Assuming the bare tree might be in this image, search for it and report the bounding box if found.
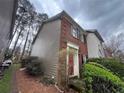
[11,26,24,54]
[8,0,48,60]
[105,32,124,61]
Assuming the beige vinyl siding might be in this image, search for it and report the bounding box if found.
[87,33,105,58]
[31,19,61,81]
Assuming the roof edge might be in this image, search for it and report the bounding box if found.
[86,29,104,42]
[32,10,86,44]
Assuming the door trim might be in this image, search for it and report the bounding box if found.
[66,42,79,77]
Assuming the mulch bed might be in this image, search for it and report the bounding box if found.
[16,70,60,93]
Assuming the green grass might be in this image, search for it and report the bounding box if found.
[13,63,20,70]
[0,64,20,93]
[0,66,13,93]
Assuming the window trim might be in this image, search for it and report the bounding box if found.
[71,27,79,39]
[81,35,84,42]
[72,28,78,38]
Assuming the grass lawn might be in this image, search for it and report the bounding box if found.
[0,66,13,93]
[0,64,20,93]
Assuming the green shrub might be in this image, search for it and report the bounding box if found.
[87,58,103,63]
[88,62,108,70]
[68,78,85,93]
[83,63,124,93]
[87,58,120,64]
[20,56,38,67]
[92,76,123,93]
[87,58,124,79]
[26,59,43,76]
[85,63,124,86]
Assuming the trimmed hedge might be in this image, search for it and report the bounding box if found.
[87,58,124,80]
[92,76,123,93]
[88,62,109,70]
[83,63,124,93]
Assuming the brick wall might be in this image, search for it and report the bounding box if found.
[57,15,88,88]
[60,16,88,64]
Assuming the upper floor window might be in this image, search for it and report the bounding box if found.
[81,35,84,42]
[71,27,79,38]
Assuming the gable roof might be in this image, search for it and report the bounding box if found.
[86,29,104,42]
[32,11,85,44]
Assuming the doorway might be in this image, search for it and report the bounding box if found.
[67,43,79,77]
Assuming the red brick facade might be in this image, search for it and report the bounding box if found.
[57,15,88,88]
[60,16,88,65]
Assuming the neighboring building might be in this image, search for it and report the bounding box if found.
[86,30,105,58]
[31,11,88,85]
[0,0,17,61]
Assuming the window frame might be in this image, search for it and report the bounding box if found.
[81,35,84,42]
[71,27,79,39]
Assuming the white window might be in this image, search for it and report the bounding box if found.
[81,35,84,42]
[72,28,78,38]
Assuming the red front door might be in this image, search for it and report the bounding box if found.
[68,48,74,75]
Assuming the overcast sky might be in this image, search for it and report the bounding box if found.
[30,0,124,40]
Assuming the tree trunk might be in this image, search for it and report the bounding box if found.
[18,37,24,47]
[8,12,25,49]
[11,27,24,55]
[27,41,31,55]
[21,27,30,59]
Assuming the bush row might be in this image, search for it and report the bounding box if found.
[87,58,124,80]
[83,63,124,93]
